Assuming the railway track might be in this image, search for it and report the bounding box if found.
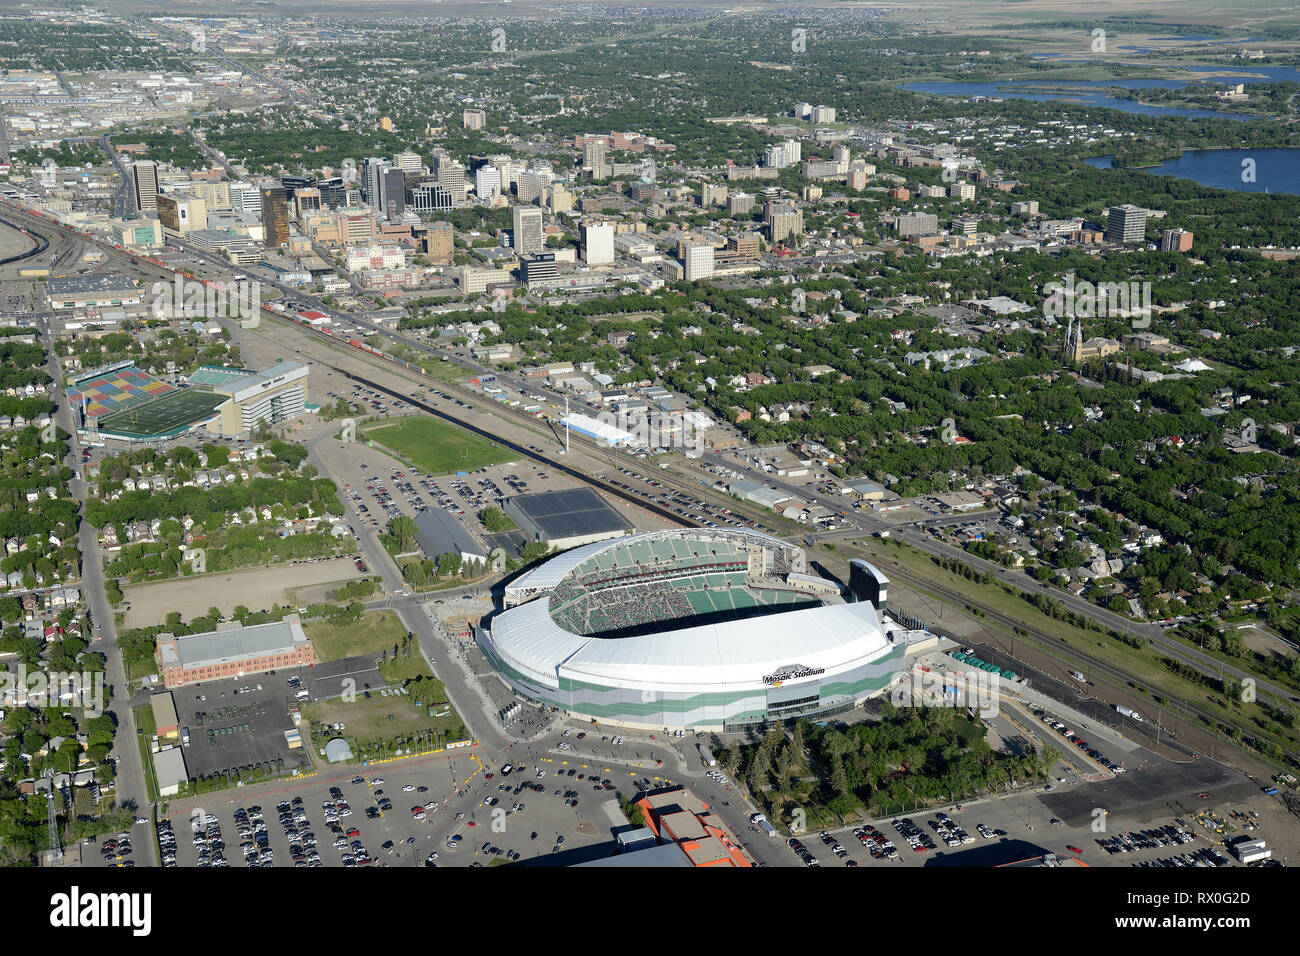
[0,215,49,266]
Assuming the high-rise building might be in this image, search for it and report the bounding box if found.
[364,157,389,207]
[317,177,348,209]
[156,194,207,235]
[763,139,801,169]
[764,200,803,242]
[381,167,406,221]
[294,187,322,220]
[584,141,607,179]
[580,219,615,266]
[516,171,548,204]
[410,182,455,214]
[701,183,728,207]
[436,161,468,203]
[683,241,715,281]
[476,165,502,200]
[893,212,938,236]
[395,151,424,176]
[423,220,455,261]
[1106,204,1147,245]
[728,192,755,216]
[229,182,262,213]
[463,108,487,130]
[1160,228,1193,252]
[379,116,393,132]
[512,206,545,256]
[547,183,574,214]
[949,182,975,201]
[727,234,761,258]
[260,186,290,248]
[132,160,159,214]
[811,105,837,123]
[521,253,560,290]
[280,174,316,199]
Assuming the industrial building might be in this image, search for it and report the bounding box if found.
[414,507,488,565]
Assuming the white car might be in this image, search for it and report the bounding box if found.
[402,785,416,792]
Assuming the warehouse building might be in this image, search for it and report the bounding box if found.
[414,507,488,565]
[504,488,633,550]
[154,616,315,688]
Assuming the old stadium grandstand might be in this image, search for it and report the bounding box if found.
[482,529,912,731]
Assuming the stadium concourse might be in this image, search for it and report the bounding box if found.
[481,529,923,732]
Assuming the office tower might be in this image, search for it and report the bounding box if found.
[191,180,231,211]
[317,176,348,209]
[515,171,547,204]
[410,182,454,213]
[893,212,939,236]
[764,200,804,242]
[521,254,560,289]
[294,187,322,220]
[512,205,544,256]
[701,183,728,207]
[1106,204,1147,245]
[953,215,978,237]
[463,108,486,130]
[156,195,207,235]
[229,182,262,213]
[795,102,812,119]
[381,167,406,221]
[132,160,159,213]
[683,241,714,281]
[1160,228,1193,252]
[424,220,454,260]
[584,140,607,179]
[260,186,290,248]
[395,151,424,176]
[280,174,316,199]
[364,157,389,207]
[833,145,851,164]
[476,165,501,200]
[727,234,761,258]
[436,162,468,203]
[580,219,615,265]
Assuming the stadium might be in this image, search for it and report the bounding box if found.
[72,361,308,442]
[481,529,916,731]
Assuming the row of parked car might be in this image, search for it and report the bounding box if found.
[1035,710,1126,774]
[1132,847,1230,868]
[1096,823,1196,855]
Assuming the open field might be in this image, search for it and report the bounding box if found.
[363,414,516,475]
[120,556,364,627]
[304,609,407,662]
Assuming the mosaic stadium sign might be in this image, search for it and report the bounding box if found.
[762,664,826,686]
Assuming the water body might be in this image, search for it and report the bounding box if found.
[900,79,1259,120]
[1084,148,1300,196]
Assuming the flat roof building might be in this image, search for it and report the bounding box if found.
[504,488,633,550]
[634,787,753,867]
[150,692,179,739]
[414,507,488,565]
[155,617,315,688]
[153,746,188,796]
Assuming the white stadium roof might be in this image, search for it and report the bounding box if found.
[491,531,890,692]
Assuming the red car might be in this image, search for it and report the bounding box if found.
[1066,845,1083,855]
[346,827,360,838]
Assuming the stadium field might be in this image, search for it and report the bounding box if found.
[96,388,226,439]
[363,415,514,475]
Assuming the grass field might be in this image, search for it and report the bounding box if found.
[363,415,515,476]
[97,388,225,438]
[304,609,407,662]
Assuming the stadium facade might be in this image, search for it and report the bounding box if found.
[481,529,913,731]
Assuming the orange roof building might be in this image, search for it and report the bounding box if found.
[634,788,754,868]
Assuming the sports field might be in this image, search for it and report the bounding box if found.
[97,387,226,438]
[362,415,514,475]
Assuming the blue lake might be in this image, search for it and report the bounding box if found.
[1084,148,1300,196]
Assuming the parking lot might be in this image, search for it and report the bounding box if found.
[172,679,307,779]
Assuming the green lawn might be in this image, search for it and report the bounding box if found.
[363,415,515,476]
[305,610,407,662]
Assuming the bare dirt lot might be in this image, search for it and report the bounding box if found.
[121,557,364,628]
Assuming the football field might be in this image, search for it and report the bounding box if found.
[96,388,226,439]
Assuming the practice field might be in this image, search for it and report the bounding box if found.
[96,387,226,439]
[363,415,515,475]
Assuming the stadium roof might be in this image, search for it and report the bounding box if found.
[492,531,889,691]
[506,488,632,544]
[188,365,253,388]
